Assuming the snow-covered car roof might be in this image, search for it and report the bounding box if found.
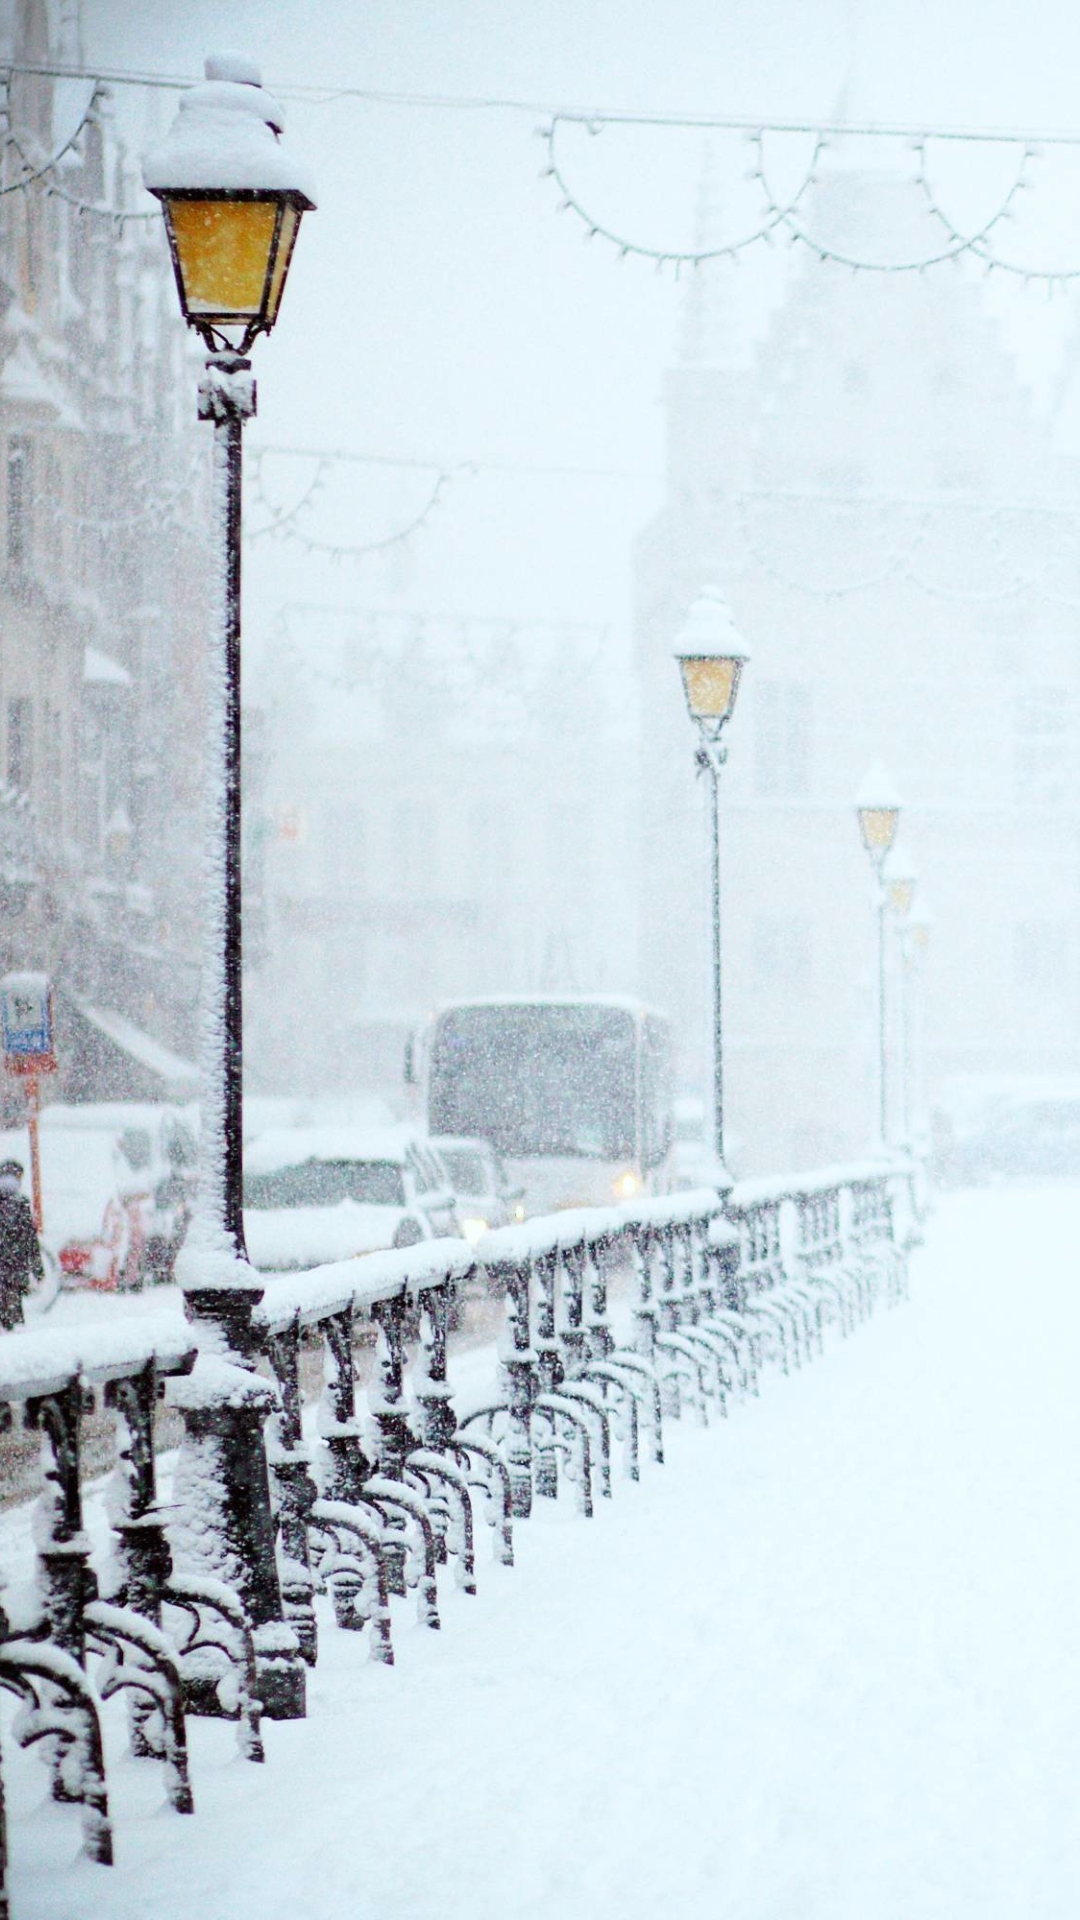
[432,994,666,1019]
[243,1204,416,1272]
[244,1124,429,1179]
[429,1134,498,1155]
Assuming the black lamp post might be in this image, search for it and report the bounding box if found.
[143,53,315,1721]
[855,763,902,1150]
[673,588,749,1185]
[145,53,314,1254]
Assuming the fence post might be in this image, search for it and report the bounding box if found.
[169,1285,305,1721]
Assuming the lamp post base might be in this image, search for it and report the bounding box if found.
[172,1284,306,1722]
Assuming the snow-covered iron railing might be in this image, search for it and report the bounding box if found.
[0,1155,920,1910]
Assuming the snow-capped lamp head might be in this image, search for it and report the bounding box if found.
[907,893,933,952]
[142,51,316,354]
[855,761,902,871]
[882,834,919,916]
[673,587,750,742]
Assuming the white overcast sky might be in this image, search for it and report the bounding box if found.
[80,0,1080,661]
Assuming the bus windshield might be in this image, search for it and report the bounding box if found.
[428,1004,637,1160]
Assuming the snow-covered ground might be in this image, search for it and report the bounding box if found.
[9,1187,1080,1920]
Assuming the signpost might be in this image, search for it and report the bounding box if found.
[1,972,57,1232]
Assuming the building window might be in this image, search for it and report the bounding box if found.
[754,682,812,797]
[1015,685,1073,804]
[752,916,812,988]
[6,696,32,791]
[1014,921,1073,997]
[7,435,31,575]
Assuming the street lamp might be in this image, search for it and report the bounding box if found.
[143,53,315,1722]
[883,837,919,1142]
[855,763,901,1149]
[673,587,749,1184]
[144,55,315,1256]
[904,895,934,1148]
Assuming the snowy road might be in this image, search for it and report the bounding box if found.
[13,1188,1080,1920]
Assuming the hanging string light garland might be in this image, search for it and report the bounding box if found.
[541,121,825,269]
[30,439,208,539]
[0,74,156,224]
[727,490,1080,605]
[540,114,1080,283]
[268,601,611,702]
[244,452,469,561]
[0,77,101,194]
[241,439,1080,608]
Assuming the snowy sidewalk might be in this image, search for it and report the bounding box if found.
[12,1188,1080,1920]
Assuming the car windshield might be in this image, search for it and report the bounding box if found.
[429,1005,636,1159]
[243,1159,406,1209]
[439,1148,490,1194]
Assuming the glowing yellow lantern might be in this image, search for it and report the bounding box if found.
[144,53,315,352]
[855,762,902,868]
[673,588,749,733]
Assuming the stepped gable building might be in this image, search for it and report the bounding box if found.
[636,158,1080,1174]
[0,0,216,1107]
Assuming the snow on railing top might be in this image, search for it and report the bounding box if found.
[0,1159,915,1397]
[730,1158,904,1213]
[256,1236,478,1335]
[478,1208,622,1265]
[618,1188,734,1233]
[0,1315,196,1401]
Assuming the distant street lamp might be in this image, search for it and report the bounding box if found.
[144,52,315,1721]
[883,837,919,1142]
[674,588,749,1183]
[855,763,901,1149]
[904,895,934,1149]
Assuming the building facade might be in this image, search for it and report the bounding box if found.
[248,608,639,1101]
[636,163,1080,1174]
[0,0,212,1109]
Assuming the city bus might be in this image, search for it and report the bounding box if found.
[411,996,674,1217]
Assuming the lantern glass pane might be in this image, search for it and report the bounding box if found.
[889,878,915,914]
[680,655,738,721]
[266,203,300,326]
[858,805,899,854]
[168,197,278,318]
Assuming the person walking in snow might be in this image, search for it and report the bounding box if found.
[0,1158,43,1328]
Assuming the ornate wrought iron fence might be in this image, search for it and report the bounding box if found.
[0,1156,921,1912]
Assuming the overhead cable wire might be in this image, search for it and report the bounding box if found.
[13,60,1080,144]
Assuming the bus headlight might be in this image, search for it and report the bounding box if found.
[613,1170,641,1200]
[461,1216,489,1245]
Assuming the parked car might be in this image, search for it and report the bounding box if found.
[111,1107,198,1281]
[242,1125,459,1273]
[430,1134,525,1243]
[0,1102,198,1294]
[670,1095,735,1192]
[941,1097,1080,1185]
